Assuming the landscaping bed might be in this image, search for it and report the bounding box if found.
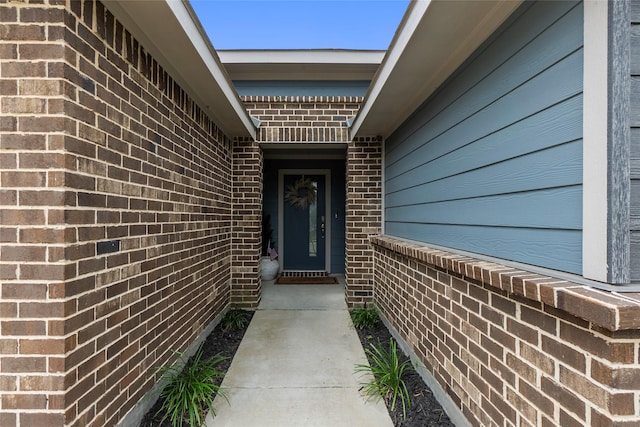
[139,310,254,427]
[140,307,452,427]
[354,317,454,427]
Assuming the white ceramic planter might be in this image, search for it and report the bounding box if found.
[261,256,279,281]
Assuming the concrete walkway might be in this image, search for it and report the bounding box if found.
[205,277,393,427]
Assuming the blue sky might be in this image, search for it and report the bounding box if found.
[190,0,409,50]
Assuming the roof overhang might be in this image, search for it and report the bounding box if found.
[351,0,523,139]
[218,49,385,81]
[103,0,255,138]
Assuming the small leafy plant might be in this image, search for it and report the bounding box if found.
[157,345,228,427]
[223,309,249,332]
[350,306,379,330]
[355,338,412,419]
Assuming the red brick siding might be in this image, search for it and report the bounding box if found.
[372,236,640,427]
[1,1,233,425]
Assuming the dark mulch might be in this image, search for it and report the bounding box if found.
[355,321,455,427]
[139,311,254,427]
[140,309,452,427]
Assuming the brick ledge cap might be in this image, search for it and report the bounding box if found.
[370,235,640,331]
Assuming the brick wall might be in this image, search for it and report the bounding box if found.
[242,96,361,142]
[1,1,68,425]
[372,235,640,427]
[241,97,383,305]
[346,137,382,307]
[231,137,262,309]
[1,1,233,425]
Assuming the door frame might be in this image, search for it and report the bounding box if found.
[278,169,332,273]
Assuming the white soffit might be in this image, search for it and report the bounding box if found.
[103,0,255,138]
[351,0,523,139]
[218,50,385,81]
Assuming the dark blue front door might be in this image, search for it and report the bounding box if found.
[283,174,326,271]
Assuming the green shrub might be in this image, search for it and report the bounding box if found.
[157,345,228,427]
[223,309,249,332]
[355,338,412,419]
[350,307,379,329]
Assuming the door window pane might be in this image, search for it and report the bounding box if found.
[309,180,317,257]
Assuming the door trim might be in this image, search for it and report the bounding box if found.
[278,169,332,273]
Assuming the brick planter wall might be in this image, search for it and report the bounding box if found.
[372,235,640,427]
[0,1,233,425]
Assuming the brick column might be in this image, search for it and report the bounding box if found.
[231,138,263,309]
[0,1,68,425]
[345,137,382,307]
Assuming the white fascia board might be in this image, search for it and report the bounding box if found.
[582,0,609,282]
[103,0,255,138]
[166,0,255,138]
[350,0,522,139]
[217,49,386,65]
[349,0,431,139]
[219,50,385,81]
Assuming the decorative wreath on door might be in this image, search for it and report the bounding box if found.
[285,177,317,209]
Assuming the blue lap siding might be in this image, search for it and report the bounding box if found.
[630,1,640,280]
[384,1,584,274]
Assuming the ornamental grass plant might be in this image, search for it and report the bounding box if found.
[355,338,413,419]
[350,306,380,330]
[157,345,228,427]
[222,309,250,332]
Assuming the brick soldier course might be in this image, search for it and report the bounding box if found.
[2,1,640,427]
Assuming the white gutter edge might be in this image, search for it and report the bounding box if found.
[349,1,431,140]
[217,49,386,65]
[172,0,256,139]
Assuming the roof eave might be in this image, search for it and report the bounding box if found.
[218,50,385,81]
[103,0,256,139]
[350,0,523,139]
